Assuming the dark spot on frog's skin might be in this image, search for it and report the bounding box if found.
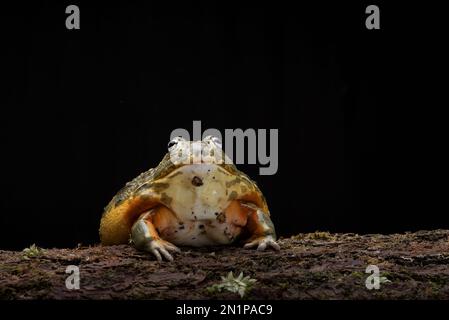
[226,178,241,188]
[178,221,184,225]
[209,149,215,157]
[194,215,197,220]
[192,176,203,186]
[216,212,226,223]
[228,191,238,201]
[199,224,204,229]
[179,225,185,230]
[214,212,219,216]
[160,193,173,206]
[139,194,152,202]
[212,176,215,180]
[192,237,196,240]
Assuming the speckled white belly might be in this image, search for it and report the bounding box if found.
[163,220,242,246]
[164,164,234,221]
[160,164,243,246]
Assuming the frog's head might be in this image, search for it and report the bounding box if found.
[167,135,232,166]
[150,136,239,182]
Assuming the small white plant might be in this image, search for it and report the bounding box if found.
[22,244,43,260]
[207,271,257,298]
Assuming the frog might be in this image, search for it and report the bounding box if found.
[99,135,279,261]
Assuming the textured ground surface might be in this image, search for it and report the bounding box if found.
[1,230,449,299]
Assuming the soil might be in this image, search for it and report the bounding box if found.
[1,230,449,299]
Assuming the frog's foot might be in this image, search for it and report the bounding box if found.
[243,235,280,251]
[131,208,181,262]
[143,238,181,262]
[241,205,280,251]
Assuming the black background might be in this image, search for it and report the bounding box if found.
[1,2,445,250]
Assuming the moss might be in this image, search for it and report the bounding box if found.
[293,231,337,242]
[0,264,27,276]
[351,271,365,278]
[429,281,442,293]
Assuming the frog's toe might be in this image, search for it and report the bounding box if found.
[244,235,280,251]
[148,239,181,262]
[264,239,280,251]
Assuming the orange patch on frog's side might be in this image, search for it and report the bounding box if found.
[100,195,161,245]
[151,205,179,238]
[224,200,249,227]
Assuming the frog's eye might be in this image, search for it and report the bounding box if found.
[211,136,222,148]
[167,139,178,149]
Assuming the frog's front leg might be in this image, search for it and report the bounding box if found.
[131,207,181,261]
[240,203,280,251]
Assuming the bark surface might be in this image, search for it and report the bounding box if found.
[1,230,449,299]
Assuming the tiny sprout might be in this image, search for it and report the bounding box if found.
[379,276,391,284]
[22,244,43,260]
[207,271,257,298]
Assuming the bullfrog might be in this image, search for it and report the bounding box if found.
[99,136,279,261]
